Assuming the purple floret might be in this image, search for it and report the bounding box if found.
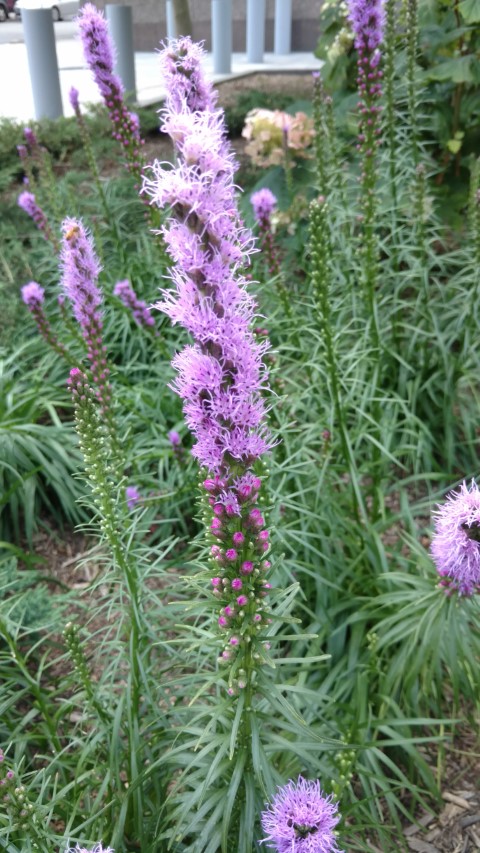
[251,188,277,224]
[431,480,480,596]
[261,776,343,853]
[21,281,45,308]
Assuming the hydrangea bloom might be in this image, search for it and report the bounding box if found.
[242,109,314,167]
[144,37,275,693]
[261,776,343,853]
[77,3,143,177]
[431,480,480,596]
[114,279,155,329]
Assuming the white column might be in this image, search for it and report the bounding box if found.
[22,8,63,119]
[106,5,137,102]
[211,0,232,74]
[166,0,177,39]
[246,0,265,63]
[274,0,292,55]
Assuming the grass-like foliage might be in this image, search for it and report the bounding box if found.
[1,2,480,852]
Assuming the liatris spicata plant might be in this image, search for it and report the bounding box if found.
[18,190,58,249]
[431,480,480,596]
[77,3,144,181]
[144,36,275,694]
[21,281,68,359]
[347,0,384,335]
[260,776,343,853]
[251,188,281,277]
[113,278,155,330]
[60,219,114,426]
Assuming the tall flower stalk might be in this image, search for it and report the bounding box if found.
[144,38,275,698]
[347,0,385,346]
[60,218,118,455]
[18,190,58,250]
[77,3,144,184]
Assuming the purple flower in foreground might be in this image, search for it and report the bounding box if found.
[125,485,141,510]
[67,845,113,853]
[77,3,143,176]
[431,480,480,596]
[261,777,343,853]
[144,38,274,693]
[251,188,277,224]
[114,279,155,329]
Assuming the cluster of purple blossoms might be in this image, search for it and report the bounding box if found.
[21,281,67,357]
[251,188,280,277]
[260,776,343,853]
[431,480,480,596]
[18,190,57,248]
[77,4,144,179]
[60,218,112,417]
[144,37,274,693]
[113,279,155,330]
[347,0,384,159]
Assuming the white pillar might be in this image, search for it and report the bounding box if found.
[211,0,232,74]
[166,0,176,39]
[246,0,265,63]
[274,0,292,55]
[22,8,63,119]
[106,5,137,101]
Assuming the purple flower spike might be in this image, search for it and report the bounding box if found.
[431,480,480,596]
[23,126,38,149]
[250,188,280,276]
[69,86,80,112]
[60,219,102,327]
[159,36,218,113]
[260,776,343,853]
[18,190,57,248]
[251,188,277,224]
[60,218,112,417]
[21,281,45,308]
[144,38,276,692]
[347,0,385,55]
[114,279,155,329]
[21,281,67,358]
[77,3,143,176]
